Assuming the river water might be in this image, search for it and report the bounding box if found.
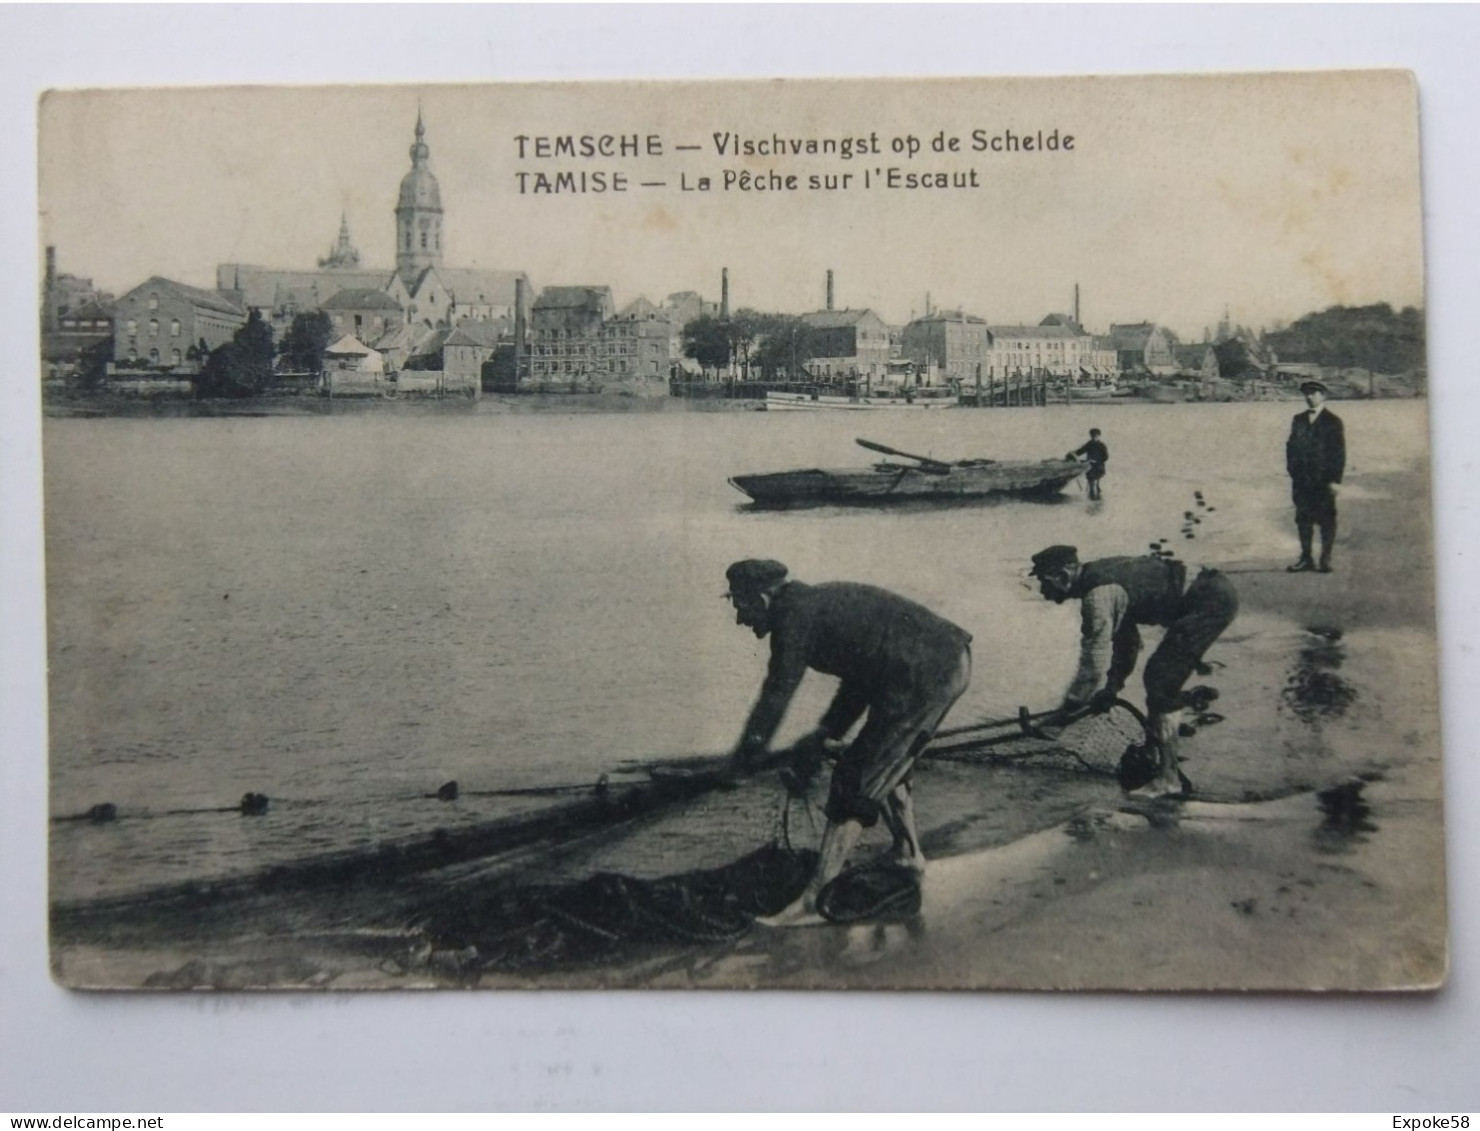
[44,398,1432,901]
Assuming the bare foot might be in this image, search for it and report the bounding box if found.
[886,853,927,877]
[755,898,828,928]
[1127,775,1188,800]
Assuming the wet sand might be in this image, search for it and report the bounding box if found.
[50,459,1447,992]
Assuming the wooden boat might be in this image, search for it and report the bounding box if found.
[765,389,958,410]
[729,439,1086,508]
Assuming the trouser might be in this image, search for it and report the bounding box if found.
[825,645,972,828]
[1293,485,1338,565]
[1142,569,1239,715]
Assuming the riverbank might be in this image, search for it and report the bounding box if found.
[49,454,1446,992]
[41,382,1421,419]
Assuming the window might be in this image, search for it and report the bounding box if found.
[126,319,137,335]
[171,319,181,337]
[420,231,428,250]
[149,319,159,338]
[171,349,182,366]
[148,293,159,311]
[149,348,160,363]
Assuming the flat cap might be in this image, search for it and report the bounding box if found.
[1029,545,1080,577]
[1299,379,1329,395]
[725,558,789,595]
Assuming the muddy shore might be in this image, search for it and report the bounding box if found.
[50,459,1447,992]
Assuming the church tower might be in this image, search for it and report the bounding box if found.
[395,112,444,288]
[318,212,362,269]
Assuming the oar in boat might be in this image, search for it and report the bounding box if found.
[855,438,953,474]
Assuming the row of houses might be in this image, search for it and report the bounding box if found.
[38,113,1264,397]
[41,265,1249,396]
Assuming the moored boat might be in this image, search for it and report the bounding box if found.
[764,389,959,410]
[729,438,1085,508]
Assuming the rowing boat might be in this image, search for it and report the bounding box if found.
[729,438,1086,508]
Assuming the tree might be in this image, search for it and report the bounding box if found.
[727,308,765,376]
[1212,338,1263,383]
[76,336,113,391]
[481,344,518,391]
[278,310,334,374]
[682,315,732,371]
[751,315,815,381]
[1263,303,1426,373]
[194,310,276,398]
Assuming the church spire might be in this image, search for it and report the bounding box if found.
[395,111,444,287]
[318,211,361,269]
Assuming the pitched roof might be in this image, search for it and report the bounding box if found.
[123,276,247,318]
[616,296,670,321]
[1107,323,1159,350]
[325,334,374,355]
[431,267,527,306]
[533,285,614,310]
[988,324,1078,339]
[909,310,987,326]
[1040,313,1085,332]
[444,319,512,347]
[215,264,394,310]
[799,308,880,329]
[322,288,403,311]
[59,300,114,322]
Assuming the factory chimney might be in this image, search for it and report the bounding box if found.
[513,277,528,387]
[1074,283,1080,327]
[721,268,730,320]
[43,246,57,331]
[826,270,835,312]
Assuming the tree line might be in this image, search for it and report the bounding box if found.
[1263,303,1425,374]
[681,310,825,380]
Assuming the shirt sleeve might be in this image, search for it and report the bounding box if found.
[737,622,811,753]
[818,682,869,740]
[1065,584,1127,706]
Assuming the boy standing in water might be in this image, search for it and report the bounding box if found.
[1069,428,1109,499]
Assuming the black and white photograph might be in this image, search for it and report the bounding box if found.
[34,71,1448,994]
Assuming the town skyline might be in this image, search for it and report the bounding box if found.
[39,75,1424,343]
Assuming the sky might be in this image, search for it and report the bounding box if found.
[39,72,1424,341]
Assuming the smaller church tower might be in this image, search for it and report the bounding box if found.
[318,212,362,269]
[395,112,444,288]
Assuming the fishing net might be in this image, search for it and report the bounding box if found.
[414,839,818,974]
[815,860,922,924]
[926,700,1151,779]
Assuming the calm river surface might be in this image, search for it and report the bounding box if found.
[45,398,1430,900]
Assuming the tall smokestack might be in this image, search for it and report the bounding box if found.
[43,246,56,331]
[1074,283,1080,327]
[513,277,528,386]
[826,270,834,312]
[721,268,730,320]
[925,292,932,318]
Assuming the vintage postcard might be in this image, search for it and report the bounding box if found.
[40,73,1443,991]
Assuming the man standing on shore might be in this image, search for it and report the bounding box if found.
[1068,427,1109,499]
[1029,545,1238,799]
[724,559,972,925]
[1286,379,1346,573]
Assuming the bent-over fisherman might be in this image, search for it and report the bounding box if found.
[1029,545,1238,798]
[725,559,972,925]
